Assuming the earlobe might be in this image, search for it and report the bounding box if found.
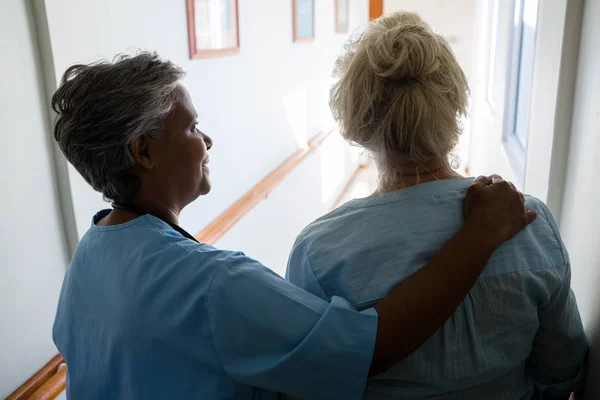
[129,136,156,170]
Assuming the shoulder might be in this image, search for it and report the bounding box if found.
[294,204,362,254]
[524,196,568,267]
[482,196,569,286]
[288,205,353,277]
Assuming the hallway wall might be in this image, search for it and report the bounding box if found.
[0,2,68,397]
[384,0,477,80]
[558,0,600,397]
[42,0,369,240]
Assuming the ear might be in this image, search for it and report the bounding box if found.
[129,136,156,170]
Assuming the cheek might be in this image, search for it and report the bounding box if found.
[180,137,207,166]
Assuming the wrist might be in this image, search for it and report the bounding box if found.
[460,220,503,254]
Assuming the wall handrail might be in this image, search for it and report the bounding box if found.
[6,355,65,400]
[195,130,331,244]
[6,129,334,400]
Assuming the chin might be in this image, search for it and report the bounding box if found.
[198,180,212,196]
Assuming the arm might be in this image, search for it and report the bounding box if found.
[527,201,588,399]
[529,265,588,399]
[209,176,535,398]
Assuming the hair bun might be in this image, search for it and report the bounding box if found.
[366,19,442,82]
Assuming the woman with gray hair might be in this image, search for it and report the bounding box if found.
[52,51,534,400]
[287,11,587,400]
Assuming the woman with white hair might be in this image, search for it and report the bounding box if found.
[287,12,588,400]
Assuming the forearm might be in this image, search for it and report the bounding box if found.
[371,222,497,376]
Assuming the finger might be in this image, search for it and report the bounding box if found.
[472,175,492,186]
[491,179,510,190]
[490,174,504,184]
[525,209,538,225]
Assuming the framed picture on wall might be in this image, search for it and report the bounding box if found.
[335,0,349,33]
[293,0,315,42]
[186,0,239,59]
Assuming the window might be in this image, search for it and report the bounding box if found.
[486,0,501,108]
[502,0,539,182]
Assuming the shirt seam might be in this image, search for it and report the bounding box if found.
[89,217,145,232]
[301,240,329,298]
[206,267,230,380]
[537,202,568,271]
[143,215,206,251]
[143,214,174,232]
[341,180,473,209]
[341,190,456,209]
[141,215,178,248]
[536,202,569,308]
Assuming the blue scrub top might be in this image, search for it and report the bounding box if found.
[53,210,377,399]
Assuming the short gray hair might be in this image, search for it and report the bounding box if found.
[52,52,185,203]
[330,12,469,167]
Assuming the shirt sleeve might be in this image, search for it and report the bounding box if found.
[207,251,378,400]
[528,202,589,398]
[286,237,328,299]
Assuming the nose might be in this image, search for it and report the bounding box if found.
[203,132,213,150]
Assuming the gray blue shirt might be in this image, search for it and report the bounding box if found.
[287,178,588,399]
[53,210,377,399]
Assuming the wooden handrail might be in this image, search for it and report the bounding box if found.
[196,130,332,244]
[330,163,367,210]
[7,129,335,400]
[6,355,65,400]
[28,364,66,400]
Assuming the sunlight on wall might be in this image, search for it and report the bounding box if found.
[283,88,309,148]
[456,113,471,174]
[320,134,346,204]
[349,143,363,163]
[348,181,371,199]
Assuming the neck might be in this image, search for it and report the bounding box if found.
[114,195,181,226]
[375,158,463,194]
[135,200,181,225]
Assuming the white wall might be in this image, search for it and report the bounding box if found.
[558,0,600,397]
[0,1,68,397]
[43,0,369,239]
[216,132,359,276]
[384,0,476,80]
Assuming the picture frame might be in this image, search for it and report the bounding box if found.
[186,0,240,59]
[292,0,315,43]
[335,0,349,33]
